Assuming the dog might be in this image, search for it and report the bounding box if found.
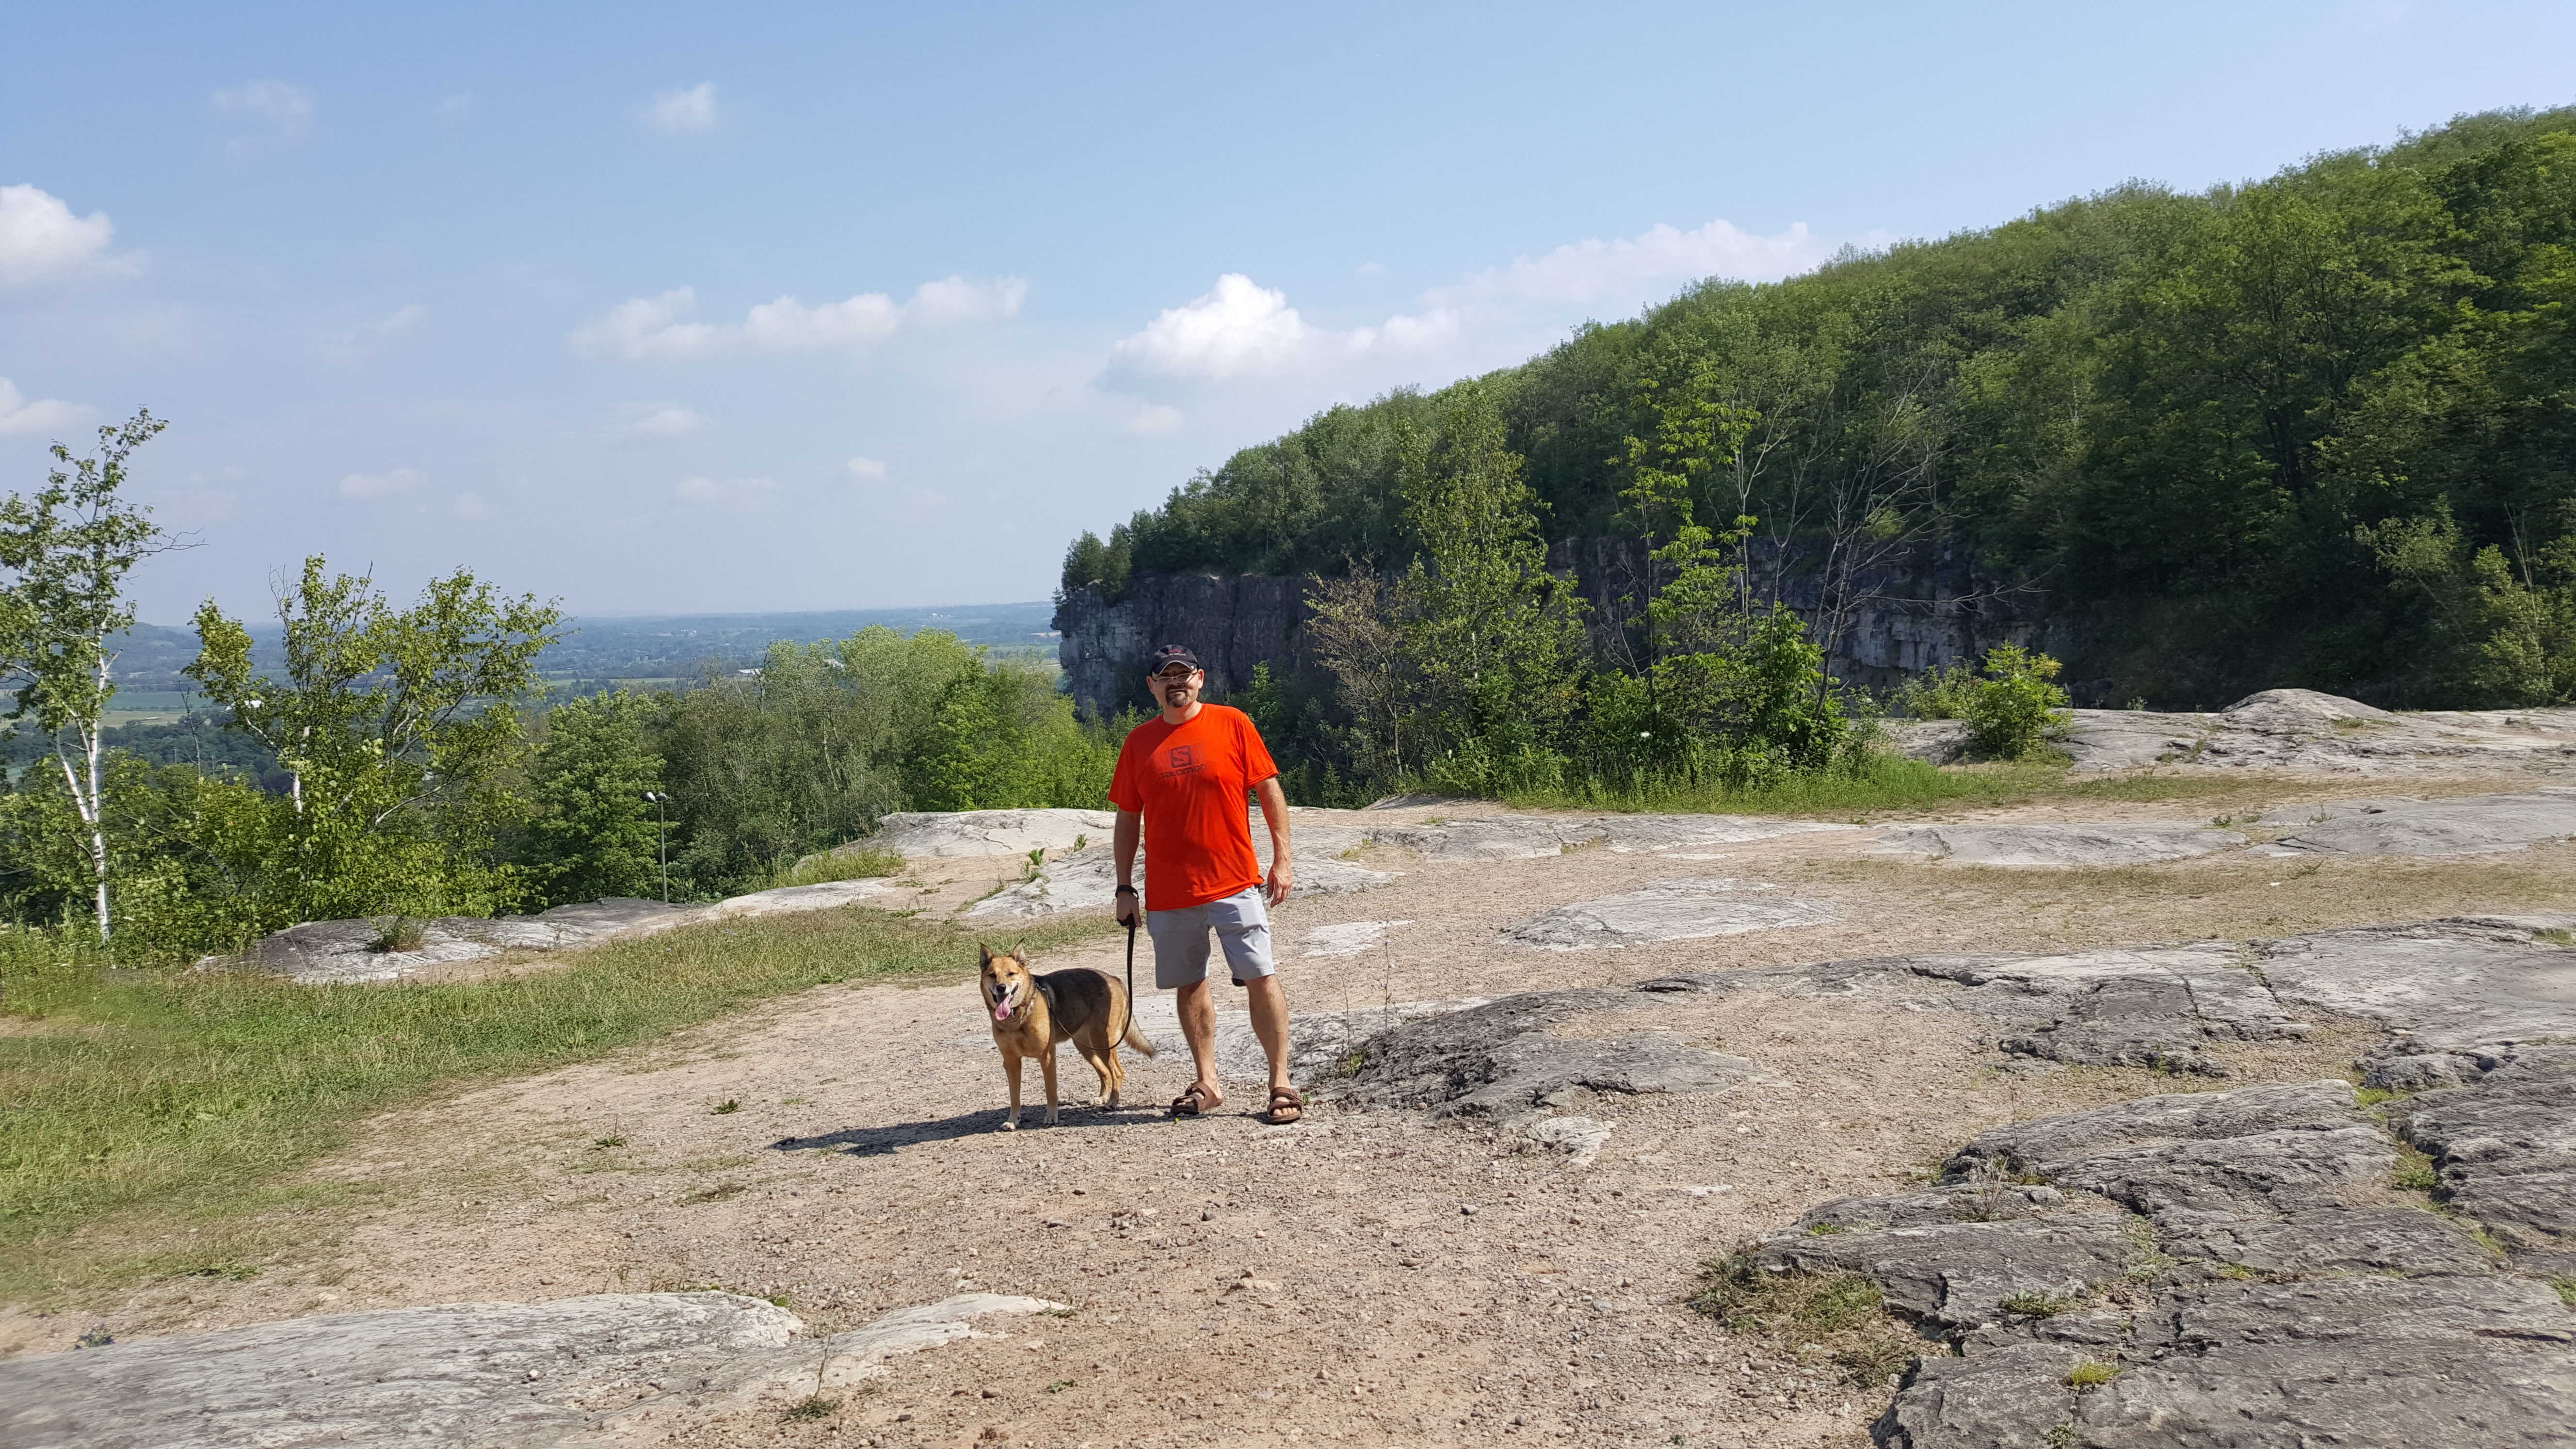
[978,944,1154,1129]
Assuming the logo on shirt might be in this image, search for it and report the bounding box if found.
[1165,744,1197,774]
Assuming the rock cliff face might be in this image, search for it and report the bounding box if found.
[1054,571,1312,718]
[1053,539,2058,718]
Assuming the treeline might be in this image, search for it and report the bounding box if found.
[1065,106,2576,710]
[0,419,1115,958]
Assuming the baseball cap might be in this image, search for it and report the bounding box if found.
[1146,644,1203,674]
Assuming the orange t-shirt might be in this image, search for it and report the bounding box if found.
[1107,704,1280,911]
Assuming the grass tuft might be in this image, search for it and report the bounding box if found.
[368,916,429,954]
[1999,1291,2077,1318]
[780,1395,838,1422]
[774,846,904,889]
[2065,1360,2121,1389]
[1690,1252,1919,1387]
[2393,1142,2441,1192]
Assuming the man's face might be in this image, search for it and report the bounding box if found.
[1152,665,1202,709]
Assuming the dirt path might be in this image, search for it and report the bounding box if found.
[7,770,2576,1448]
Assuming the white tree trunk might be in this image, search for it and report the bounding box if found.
[56,731,110,943]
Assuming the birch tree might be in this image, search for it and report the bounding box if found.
[0,411,177,942]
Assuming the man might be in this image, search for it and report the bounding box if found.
[1109,644,1301,1124]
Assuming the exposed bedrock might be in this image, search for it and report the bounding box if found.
[1869,823,2244,868]
[2253,789,2576,856]
[1315,988,1762,1124]
[1505,878,1837,949]
[230,882,905,984]
[1852,1077,2576,1448]
[0,1291,1062,1449]
[2386,1045,2576,1268]
[1889,687,2576,774]
[1312,919,2576,1447]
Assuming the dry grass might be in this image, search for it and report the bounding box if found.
[1690,1252,1928,1388]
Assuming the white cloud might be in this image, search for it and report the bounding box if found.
[0,378,91,436]
[1355,261,1387,277]
[620,402,710,438]
[572,277,1026,360]
[211,80,315,149]
[452,492,487,519]
[338,467,424,499]
[0,185,123,286]
[1429,219,1833,306]
[322,303,429,361]
[436,93,476,117]
[1109,274,1454,383]
[647,82,718,134]
[844,456,888,481]
[676,475,777,505]
[1123,404,1185,436]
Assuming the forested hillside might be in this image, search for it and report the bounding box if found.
[1063,107,2576,709]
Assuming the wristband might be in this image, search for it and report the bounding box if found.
[1114,885,1138,896]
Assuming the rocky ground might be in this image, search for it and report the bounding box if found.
[5,691,2575,1449]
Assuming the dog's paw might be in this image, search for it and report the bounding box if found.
[1000,1119,1019,1132]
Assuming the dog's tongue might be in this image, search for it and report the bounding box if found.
[994,1002,1012,1021]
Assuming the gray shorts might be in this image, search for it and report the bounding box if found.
[1146,886,1276,989]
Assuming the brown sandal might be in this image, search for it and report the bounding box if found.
[1170,1083,1220,1117]
[1262,1087,1304,1125]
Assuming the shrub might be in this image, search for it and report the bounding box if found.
[1890,660,1980,719]
[1965,644,2072,760]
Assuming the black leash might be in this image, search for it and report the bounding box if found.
[1121,916,1137,1053]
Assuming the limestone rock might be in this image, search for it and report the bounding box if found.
[2390,1046,2576,1256]
[2254,918,2576,1054]
[1315,989,1756,1122]
[2253,789,2576,857]
[1888,687,2576,775]
[2157,1207,2499,1277]
[226,879,914,984]
[1871,823,2245,868]
[1899,944,2311,1077]
[1505,878,1835,950]
[1756,1215,2140,1330]
[0,1290,1063,1449]
[867,807,1117,859]
[1365,815,1607,861]
[1586,814,1862,853]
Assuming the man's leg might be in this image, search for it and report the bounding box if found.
[1175,978,1222,1106]
[1150,903,1222,1109]
[1244,975,1292,1094]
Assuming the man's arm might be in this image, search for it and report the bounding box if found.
[1255,775,1292,906]
[1112,807,1142,925]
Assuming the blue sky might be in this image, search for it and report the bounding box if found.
[3,1,2571,623]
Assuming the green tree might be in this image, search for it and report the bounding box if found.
[0,411,177,940]
[524,691,665,905]
[1393,391,1589,788]
[184,557,563,920]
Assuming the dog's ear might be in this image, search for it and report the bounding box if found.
[979,943,996,965]
[1010,946,1030,965]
